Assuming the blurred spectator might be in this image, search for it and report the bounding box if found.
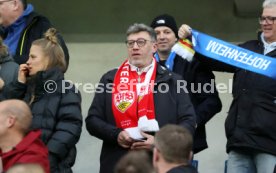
[6,163,45,173]
[0,0,69,71]
[0,99,50,173]
[0,36,18,100]
[153,124,198,173]
[115,151,154,173]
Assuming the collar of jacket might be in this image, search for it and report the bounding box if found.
[27,67,64,95]
[155,63,173,83]
[24,11,41,27]
[34,67,64,82]
[0,54,14,64]
[257,31,276,57]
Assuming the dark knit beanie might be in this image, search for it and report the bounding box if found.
[150,14,178,38]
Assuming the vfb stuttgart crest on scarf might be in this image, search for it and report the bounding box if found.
[114,91,135,113]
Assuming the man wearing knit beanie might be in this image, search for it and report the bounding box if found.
[150,14,179,65]
[150,14,222,159]
[151,14,179,39]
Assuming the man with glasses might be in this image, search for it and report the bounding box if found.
[86,23,196,173]
[259,16,276,25]
[0,0,69,72]
[178,0,276,172]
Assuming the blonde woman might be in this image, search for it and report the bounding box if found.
[3,28,82,173]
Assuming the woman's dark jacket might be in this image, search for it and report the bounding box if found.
[160,55,222,153]
[3,68,82,173]
[86,64,196,173]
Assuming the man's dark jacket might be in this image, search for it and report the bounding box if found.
[0,12,69,71]
[160,55,222,153]
[167,165,198,173]
[86,64,196,173]
[198,34,276,155]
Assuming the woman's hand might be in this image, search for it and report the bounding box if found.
[18,64,29,84]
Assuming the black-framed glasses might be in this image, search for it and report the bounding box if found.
[125,38,152,48]
[259,16,276,24]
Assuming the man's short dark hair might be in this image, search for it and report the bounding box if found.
[115,151,153,173]
[126,23,157,42]
[155,124,193,164]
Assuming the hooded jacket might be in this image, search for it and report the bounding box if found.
[1,130,50,173]
[0,10,69,71]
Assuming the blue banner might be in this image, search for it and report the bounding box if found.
[191,29,276,79]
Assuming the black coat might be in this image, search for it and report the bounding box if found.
[167,165,198,173]
[198,34,276,155]
[3,68,83,173]
[86,64,196,173]
[0,12,69,71]
[160,55,222,153]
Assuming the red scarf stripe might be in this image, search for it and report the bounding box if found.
[112,59,157,129]
[179,39,193,49]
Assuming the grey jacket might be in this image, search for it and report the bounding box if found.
[0,54,18,100]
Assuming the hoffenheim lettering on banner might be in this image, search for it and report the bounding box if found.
[191,29,276,79]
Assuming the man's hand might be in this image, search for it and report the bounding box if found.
[131,132,154,150]
[117,131,134,148]
[178,24,192,39]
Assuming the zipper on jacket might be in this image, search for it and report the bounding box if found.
[19,19,37,56]
[29,93,35,106]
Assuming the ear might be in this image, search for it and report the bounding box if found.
[188,151,193,161]
[153,147,159,164]
[7,116,16,128]
[152,42,158,54]
[153,148,160,173]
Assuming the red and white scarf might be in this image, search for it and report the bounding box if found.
[112,58,159,139]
